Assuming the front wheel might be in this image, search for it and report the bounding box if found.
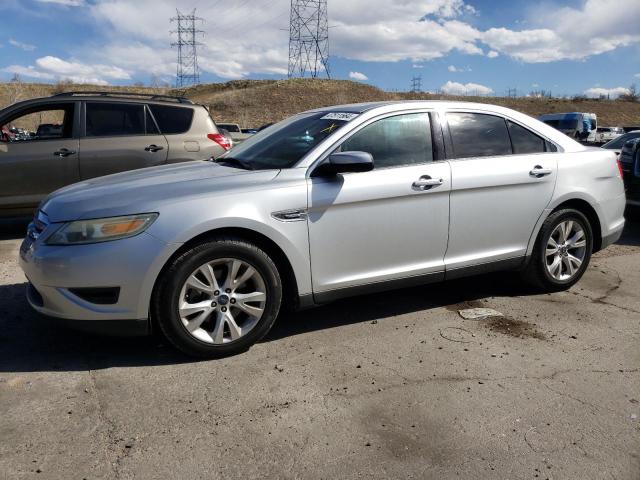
[522,209,593,291]
[152,237,283,358]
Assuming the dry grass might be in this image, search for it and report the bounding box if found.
[2,79,639,129]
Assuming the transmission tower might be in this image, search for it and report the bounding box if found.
[288,0,330,79]
[171,9,204,87]
[410,75,422,93]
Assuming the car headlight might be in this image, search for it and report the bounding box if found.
[46,213,158,245]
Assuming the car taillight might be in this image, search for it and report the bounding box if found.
[617,157,624,178]
[208,133,231,151]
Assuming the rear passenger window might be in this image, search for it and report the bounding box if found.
[507,120,546,154]
[149,105,194,134]
[447,112,511,158]
[86,103,144,137]
[340,113,433,168]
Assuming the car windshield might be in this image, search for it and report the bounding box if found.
[218,112,354,169]
[603,131,640,149]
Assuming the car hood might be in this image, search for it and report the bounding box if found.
[41,161,280,222]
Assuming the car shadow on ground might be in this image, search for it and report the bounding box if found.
[0,272,539,373]
[618,207,640,246]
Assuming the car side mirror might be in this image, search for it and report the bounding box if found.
[312,151,374,177]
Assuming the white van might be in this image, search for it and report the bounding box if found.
[539,112,597,142]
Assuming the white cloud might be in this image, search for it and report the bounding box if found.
[9,38,36,52]
[486,50,499,58]
[481,0,640,63]
[349,71,368,81]
[35,0,85,5]
[3,56,131,84]
[412,64,424,69]
[2,65,54,80]
[441,80,493,95]
[584,86,630,99]
[447,65,470,72]
[635,73,640,79]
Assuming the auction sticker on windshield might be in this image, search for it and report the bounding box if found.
[320,112,359,121]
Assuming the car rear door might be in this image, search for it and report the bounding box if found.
[79,101,168,180]
[443,110,558,273]
[307,111,450,299]
[0,101,79,216]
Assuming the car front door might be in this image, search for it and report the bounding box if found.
[443,111,558,273]
[306,112,451,300]
[0,101,79,216]
[79,101,169,180]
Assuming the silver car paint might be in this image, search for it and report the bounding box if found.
[20,101,625,325]
[308,161,451,292]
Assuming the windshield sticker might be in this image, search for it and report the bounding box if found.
[320,123,341,134]
[320,112,359,121]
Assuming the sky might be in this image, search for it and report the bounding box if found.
[1,0,639,98]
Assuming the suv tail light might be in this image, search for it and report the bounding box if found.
[208,133,231,151]
[617,156,624,178]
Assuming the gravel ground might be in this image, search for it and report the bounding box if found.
[0,216,638,479]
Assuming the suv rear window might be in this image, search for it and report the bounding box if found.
[149,105,194,134]
[86,103,145,137]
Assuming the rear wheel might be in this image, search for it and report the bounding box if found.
[153,237,282,358]
[522,209,593,291]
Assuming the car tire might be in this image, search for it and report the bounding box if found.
[522,209,593,292]
[152,237,282,358]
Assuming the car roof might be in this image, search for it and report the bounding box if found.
[304,100,566,116]
[299,99,584,155]
[5,93,196,111]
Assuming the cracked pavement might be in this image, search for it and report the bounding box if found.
[0,215,638,479]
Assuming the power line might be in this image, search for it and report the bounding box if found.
[288,0,330,79]
[170,9,204,88]
[214,2,290,37]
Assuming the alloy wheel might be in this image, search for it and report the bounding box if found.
[178,258,267,344]
[545,220,587,281]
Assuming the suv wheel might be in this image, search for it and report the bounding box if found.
[522,209,593,291]
[153,237,282,358]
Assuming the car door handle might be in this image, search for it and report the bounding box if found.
[412,176,443,190]
[144,144,164,153]
[530,166,552,177]
[53,148,76,157]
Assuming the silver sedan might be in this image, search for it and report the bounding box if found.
[20,101,626,357]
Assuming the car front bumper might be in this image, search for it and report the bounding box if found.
[19,229,174,333]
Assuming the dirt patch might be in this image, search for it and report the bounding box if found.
[485,316,546,340]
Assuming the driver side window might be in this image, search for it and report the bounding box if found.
[340,113,433,168]
[0,103,75,143]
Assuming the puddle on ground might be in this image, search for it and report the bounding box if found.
[485,316,546,340]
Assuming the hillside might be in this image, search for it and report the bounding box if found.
[2,79,639,128]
